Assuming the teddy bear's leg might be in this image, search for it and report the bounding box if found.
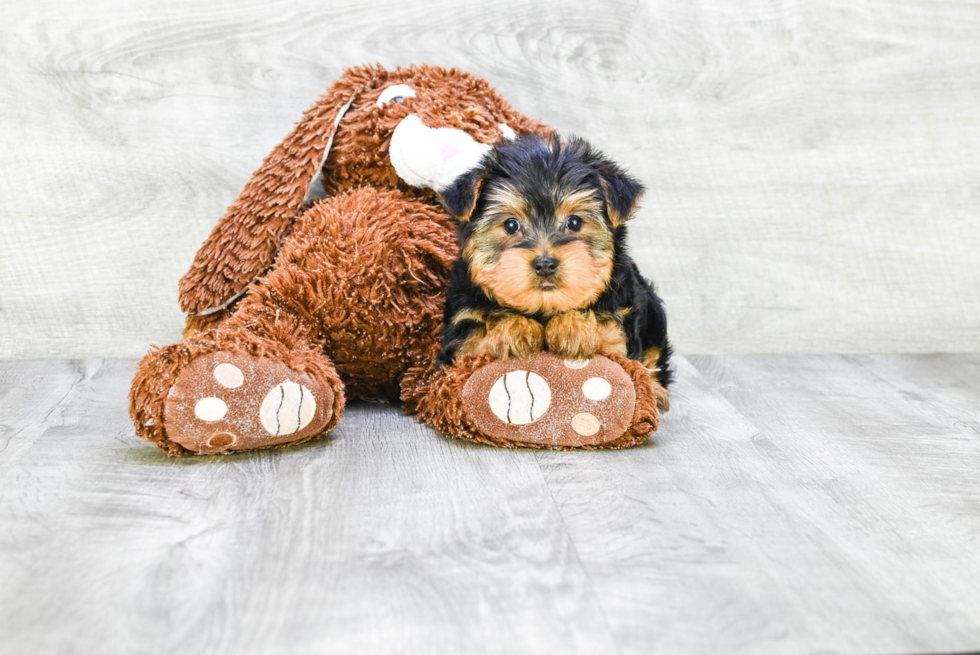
[403,351,661,450]
[130,288,346,456]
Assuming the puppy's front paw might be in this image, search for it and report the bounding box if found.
[545,311,600,360]
[477,314,545,360]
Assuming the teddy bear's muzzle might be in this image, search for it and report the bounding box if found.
[388,114,497,192]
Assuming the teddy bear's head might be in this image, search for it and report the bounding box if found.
[310,64,549,199]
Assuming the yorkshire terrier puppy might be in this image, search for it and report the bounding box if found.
[436,133,672,407]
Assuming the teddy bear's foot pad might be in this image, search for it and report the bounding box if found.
[462,352,636,447]
[163,351,335,454]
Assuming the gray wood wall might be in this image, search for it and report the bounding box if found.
[2,0,978,359]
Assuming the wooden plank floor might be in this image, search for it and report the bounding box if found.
[1,355,978,654]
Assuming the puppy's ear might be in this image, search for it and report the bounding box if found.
[595,159,645,228]
[440,167,486,222]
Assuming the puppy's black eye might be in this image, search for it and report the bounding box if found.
[503,218,522,234]
[566,215,583,232]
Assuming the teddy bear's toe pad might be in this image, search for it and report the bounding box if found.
[462,352,636,447]
[164,352,334,454]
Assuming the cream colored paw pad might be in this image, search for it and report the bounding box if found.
[213,363,244,388]
[260,381,317,436]
[563,358,591,369]
[487,370,551,425]
[582,377,612,401]
[195,397,228,422]
[571,412,601,437]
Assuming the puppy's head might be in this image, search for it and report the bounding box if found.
[441,134,644,314]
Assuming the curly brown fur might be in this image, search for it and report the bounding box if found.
[238,187,459,400]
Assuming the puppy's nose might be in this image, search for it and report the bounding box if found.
[533,255,559,277]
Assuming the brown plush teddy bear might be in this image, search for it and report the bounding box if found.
[129,64,661,456]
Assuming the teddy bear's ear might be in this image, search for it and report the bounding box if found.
[439,166,487,223]
[178,68,378,318]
